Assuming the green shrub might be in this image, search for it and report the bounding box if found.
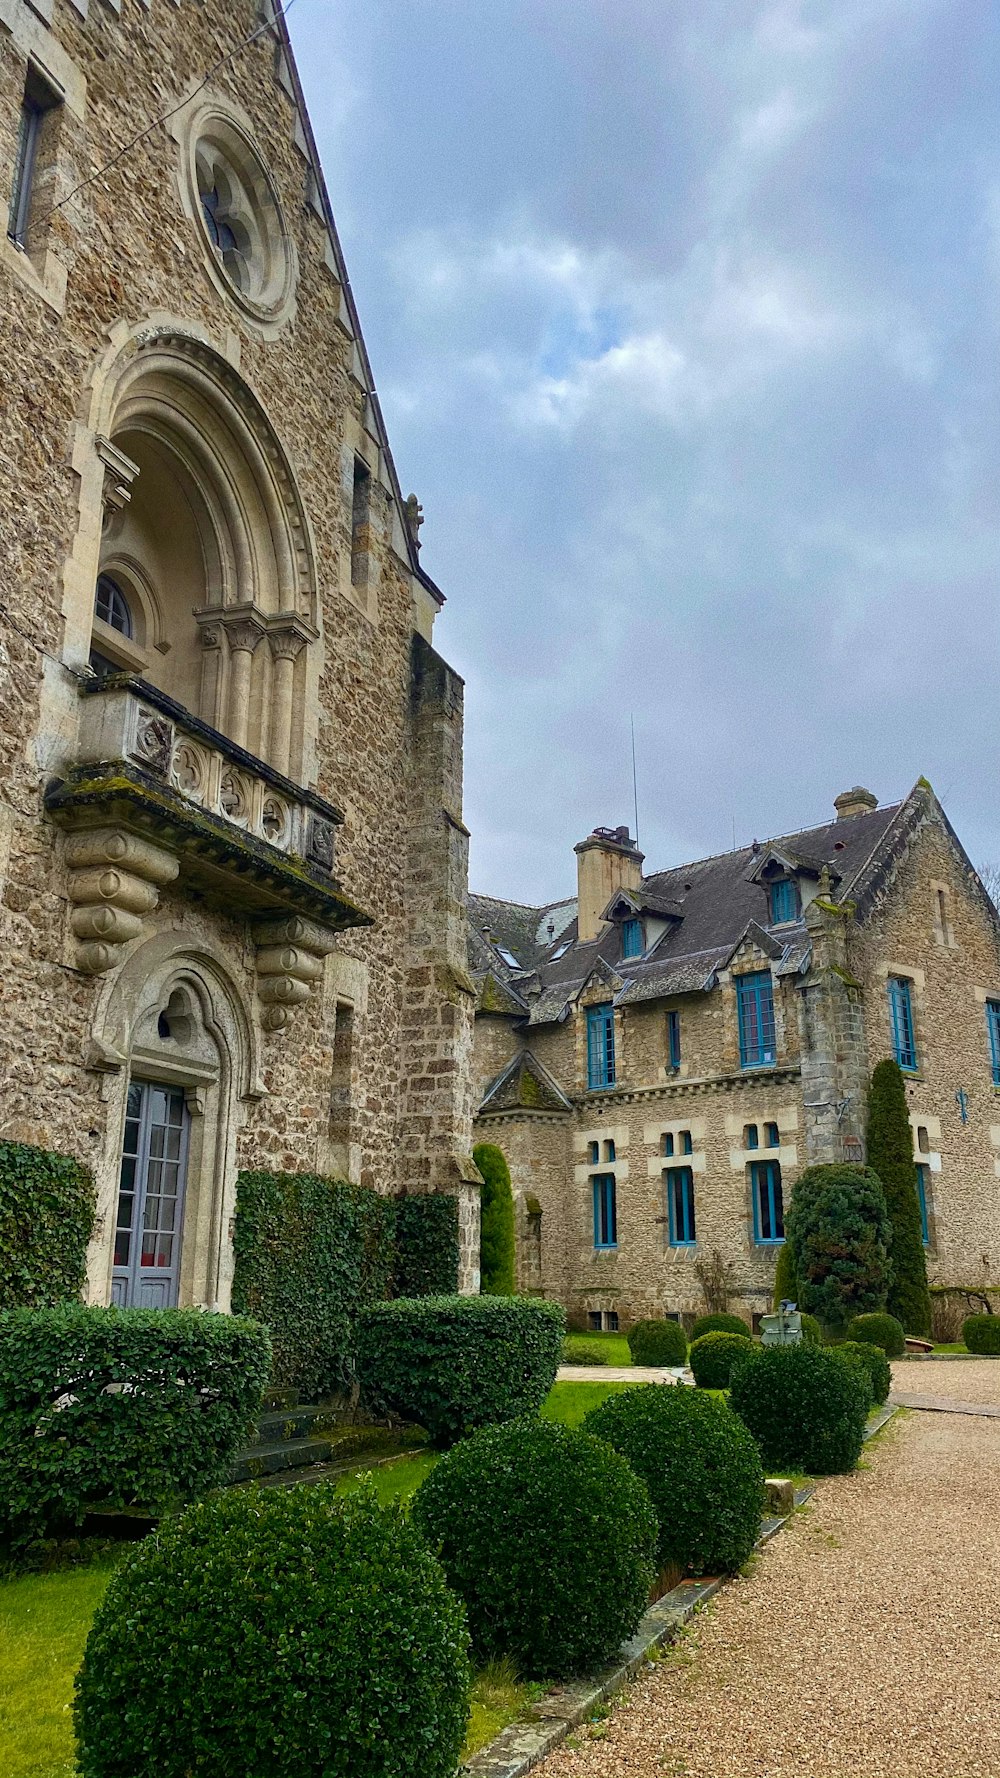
[846,1311,905,1358]
[837,1341,891,1405]
[355,1295,564,1446]
[799,1312,822,1346]
[0,1305,270,1547]
[772,1239,799,1310]
[412,1418,656,1677]
[231,1170,395,1399]
[784,1164,893,1333]
[562,1336,604,1366]
[583,1385,763,1576]
[627,1318,687,1366]
[473,1144,516,1295]
[394,1194,459,1297]
[866,1060,932,1335]
[729,1342,871,1474]
[0,1140,95,1309]
[75,1482,470,1778]
[963,1314,1000,1354]
[688,1330,754,1390]
[690,1312,750,1341]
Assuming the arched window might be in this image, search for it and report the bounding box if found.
[94,573,133,638]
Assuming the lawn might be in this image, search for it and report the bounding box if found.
[0,1375,648,1775]
[562,1330,633,1365]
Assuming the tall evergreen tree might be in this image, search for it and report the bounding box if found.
[472,1143,516,1295]
[784,1164,893,1332]
[865,1059,932,1336]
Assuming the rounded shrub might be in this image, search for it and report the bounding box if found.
[963,1314,1000,1354]
[729,1342,871,1475]
[627,1318,687,1366]
[846,1312,905,1359]
[411,1418,656,1678]
[75,1483,470,1778]
[562,1335,604,1366]
[690,1312,749,1341]
[688,1331,754,1390]
[799,1313,822,1346]
[582,1384,763,1577]
[837,1340,891,1405]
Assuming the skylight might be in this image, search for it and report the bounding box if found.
[495,946,521,969]
[550,940,572,960]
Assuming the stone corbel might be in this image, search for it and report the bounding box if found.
[253,914,337,1032]
[96,435,140,540]
[65,827,179,975]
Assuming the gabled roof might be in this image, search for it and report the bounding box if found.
[468,892,577,975]
[480,1049,574,1114]
[603,886,685,921]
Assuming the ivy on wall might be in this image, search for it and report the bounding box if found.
[395,1194,459,1298]
[0,1141,96,1310]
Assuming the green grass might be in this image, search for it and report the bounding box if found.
[333,1450,439,1504]
[561,1331,633,1366]
[541,1377,640,1428]
[0,1555,119,1778]
[462,1658,546,1760]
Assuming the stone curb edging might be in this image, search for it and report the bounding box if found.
[897,1351,1000,1361]
[460,1406,899,1778]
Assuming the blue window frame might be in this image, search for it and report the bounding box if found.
[764,1121,780,1149]
[666,1166,696,1246]
[737,972,776,1069]
[987,1001,1000,1087]
[588,1141,599,1164]
[621,917,644,959]
[667,1009,681,1071]
[915,1163,930,1245]
[744,1123,759,1149]
[604,1139,616,1162]
[586,1003,616,1090]
[662,1132,675,1157]
[769,878,800,924]
[680,1129,693,1155]
[592,1174,617,1248]
[751,1159,784,1244]
[888,976,917,1072]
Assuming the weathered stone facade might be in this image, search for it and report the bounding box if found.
[471,784,1000,1329]
[1,0,478,1305]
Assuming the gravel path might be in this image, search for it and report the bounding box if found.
[539,1411,1000,1778]
[891,1357,1000,1404]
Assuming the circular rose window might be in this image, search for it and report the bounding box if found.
[188,115,295,325]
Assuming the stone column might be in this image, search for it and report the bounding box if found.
[267,626,307,777]
[222,613,266,751]
[800,882,869,1165]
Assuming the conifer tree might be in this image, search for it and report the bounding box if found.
[865,1059,932,1336]
[472,1143,516,1295]
[772,1239,799,1310]
[784,1164,893,1332]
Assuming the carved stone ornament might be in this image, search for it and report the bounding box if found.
[171,740,208,799]
[253,914,337,1032]
[261,796,289,844]
[131,712,174,777]
[219,769,250,823]
[64,828,179,975]
[307,814,335,873]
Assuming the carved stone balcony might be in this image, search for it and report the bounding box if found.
[45,676,372,1028]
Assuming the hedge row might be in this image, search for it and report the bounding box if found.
[0,1140,95,1310]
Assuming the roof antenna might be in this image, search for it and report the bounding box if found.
[630,714,640,851]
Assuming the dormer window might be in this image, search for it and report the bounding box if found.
[769,878,800,925]
[621,917,644,959]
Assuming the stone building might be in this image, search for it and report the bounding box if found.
[470,783,1000,1329]
[0,0,479,1306]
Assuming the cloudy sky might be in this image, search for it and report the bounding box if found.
[291,0,1000,905]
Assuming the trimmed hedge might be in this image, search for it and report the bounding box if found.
[688,1331,754,1390]
[583,1385,764,1576]
[799,1312,823,1346]
[846,1311,906,1358]
[394,1194,459,1297]
[562,1336,605,1366]
[963,1314,1000,1354]
[355,1295,564,1446]
[729,1342,871,1474]
[690,1312,750,1342]
[412,1418,656,1677]
[866,1059,932,1335]
[0,1140,95,1310]
[75,1483,470,1778]
[772,1239,799,1311]
[473,1143,516,1295]
[231,1171,395,1399]
[0,1305,270,1547]
[838,1340,891,1405]
[784,1164,893,1332]
[627,1318,687,1366]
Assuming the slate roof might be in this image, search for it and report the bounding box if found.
[468,790,934,1027]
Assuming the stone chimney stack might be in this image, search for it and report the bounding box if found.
[834,786,878,821]
[574,826,644,944]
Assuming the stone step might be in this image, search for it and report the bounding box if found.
[260,1386,301,1412]
[250,1406,337,1445]
[231,1437,334,1484]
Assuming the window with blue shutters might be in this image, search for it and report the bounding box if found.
[667,1009,681,1071]
[592,1174,617,1248]
[987,1001,1000,1087]
[586,1003,615,1089]
[915,1162,930,1245]
[588,1141,599,1164]
[751,1159,784,1244]
[621,917,644,959]
[888,976,917,1072]
[765,1121,780,1149]
[737,971,776,1069]
[769,878,800,925]
[666,1166,696,1246]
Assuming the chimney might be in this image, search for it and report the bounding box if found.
[834,786,878,821]
[574,826,644,943]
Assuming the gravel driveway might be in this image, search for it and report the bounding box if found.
[538,1410,1000,1778]
[891,1357,1000,1404]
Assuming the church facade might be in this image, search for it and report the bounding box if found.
[1,0,479,1306]
[470,784,1000,1331]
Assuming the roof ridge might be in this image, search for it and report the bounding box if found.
[643,801,904,886]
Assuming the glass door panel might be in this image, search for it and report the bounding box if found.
[111,1081,189,1308]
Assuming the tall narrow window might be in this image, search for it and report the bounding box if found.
[764,1121,780,1149]
[592,1174,617,1249]
[351,456,372,587]
[586,1003,615,1090]
[680,1129,693,1155]
[666,1009,681,1071]
[888,976,917,1072]
[737,971,776,1069]
[662,1131,675,1158]
[744,1123,759,1150]
[588,1140,600,1164]
[621,917,643,959]
[915,1162,931,1246]
[7,67,61,251]
[751,1159,784,1244]
[666,1166,696,1246]
[769,878,800,924]
[987,1001,1000,1087]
